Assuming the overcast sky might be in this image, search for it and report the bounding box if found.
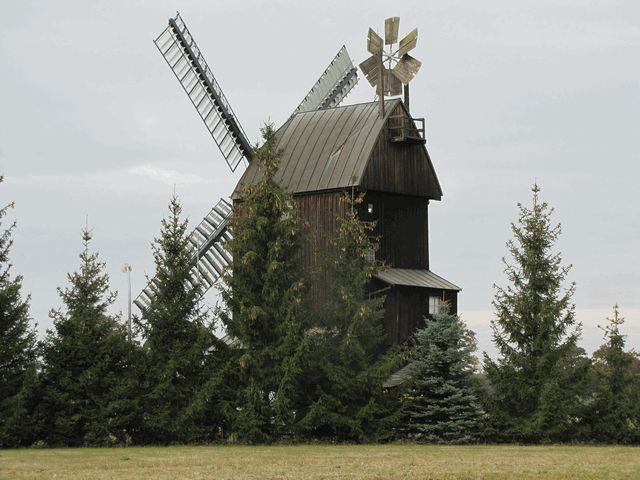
[1,0,638,357]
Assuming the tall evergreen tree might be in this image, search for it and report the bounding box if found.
[139,195,228,444]
[219,124,306,443]
[39,228,138,446]
[296,191,397,442]
[0,177,39,447]
[484,184,587,442]
[585,305,640,443]
[402,307,482,444]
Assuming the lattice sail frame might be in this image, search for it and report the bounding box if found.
[134,198,233,311]
[154,13,253,172]
[139,14,361,310]
[291,45,358,117]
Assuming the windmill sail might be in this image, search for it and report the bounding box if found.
[134,198,233,311]
[290,46,358,117]
[154,13,253,172]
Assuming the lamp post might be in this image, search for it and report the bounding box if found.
[121,263,132,342]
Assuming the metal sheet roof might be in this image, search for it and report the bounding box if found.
[382,363,415,389]
[374,268,461,291]
[233,99,401,197]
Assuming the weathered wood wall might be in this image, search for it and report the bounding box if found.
[294,190,349,312]
[360,192,429,269]
[373,282,459,345]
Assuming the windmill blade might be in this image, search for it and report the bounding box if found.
[154,13,253,172]
[385,17,400,45]
[359,54,380,88]
[397,28,418,57]
[134,198,233,311]
[392,54,422,85]
[382,70,403,97]
[359,56,402,96]
[367,28,383,55]
[291,46,358,116]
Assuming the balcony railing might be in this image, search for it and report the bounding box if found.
[388,115,426,143]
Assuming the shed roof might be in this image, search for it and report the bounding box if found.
[382,363,416,389]
[374,268,461,291]
[233,99,402,198]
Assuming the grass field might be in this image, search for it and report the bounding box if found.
[1,444,639,479]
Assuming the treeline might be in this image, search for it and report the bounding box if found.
[1,128,639,447]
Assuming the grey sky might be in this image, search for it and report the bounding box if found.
[1,0,638,357]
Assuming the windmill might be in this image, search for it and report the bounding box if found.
[136,14,460,348]
[134,12,359,311]
[358,17,422,114]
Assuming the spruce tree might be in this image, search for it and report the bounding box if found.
[40,228,138,446]
[403,307,482,444]
[296,191,396,442]
[484,184,586,442]
[218,123,306,443]
[139,195,227,444]
[0,178,38,447]
[586,305,640,443]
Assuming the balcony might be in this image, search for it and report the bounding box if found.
[388,115,426,144]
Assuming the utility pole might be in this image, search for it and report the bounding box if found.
[122,263,132,343]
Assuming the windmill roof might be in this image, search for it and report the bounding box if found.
[232,99,403,197]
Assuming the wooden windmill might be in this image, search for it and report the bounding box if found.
[138,14,460,346]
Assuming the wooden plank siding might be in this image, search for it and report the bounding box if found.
[359,192,429,269]
[372,279,459,345]
[294,190,349,312]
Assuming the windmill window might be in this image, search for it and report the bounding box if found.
[428,296,441,315]
[365,249,376,263]
[367,203,374,214]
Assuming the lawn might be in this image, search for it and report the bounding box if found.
[1,444,639,479]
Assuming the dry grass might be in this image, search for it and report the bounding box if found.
[1,444,639,479]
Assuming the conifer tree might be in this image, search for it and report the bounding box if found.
[139,195,228,444]
[296,191,395,442]
[586,305,640,443]
[0,178,38,447]
[39,228,137,446]
[403,307,482,444]
[484,184,587,442]
[219,124,305,443]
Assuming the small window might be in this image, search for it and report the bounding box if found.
[428,296,441,315]
[365,249,375,263]
[367,203,374,214]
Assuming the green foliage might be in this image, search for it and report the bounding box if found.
[295,191,398,442]
[581,305,640,443]
[483,184,587,443]
[219,123,306,443]
[39,228,138,446]
[0,177,39,448]
[403,307,482,444]
[139,195,229,444]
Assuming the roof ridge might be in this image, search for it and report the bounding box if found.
[292,97,402,117]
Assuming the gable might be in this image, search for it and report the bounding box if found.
[361,102,442,199]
